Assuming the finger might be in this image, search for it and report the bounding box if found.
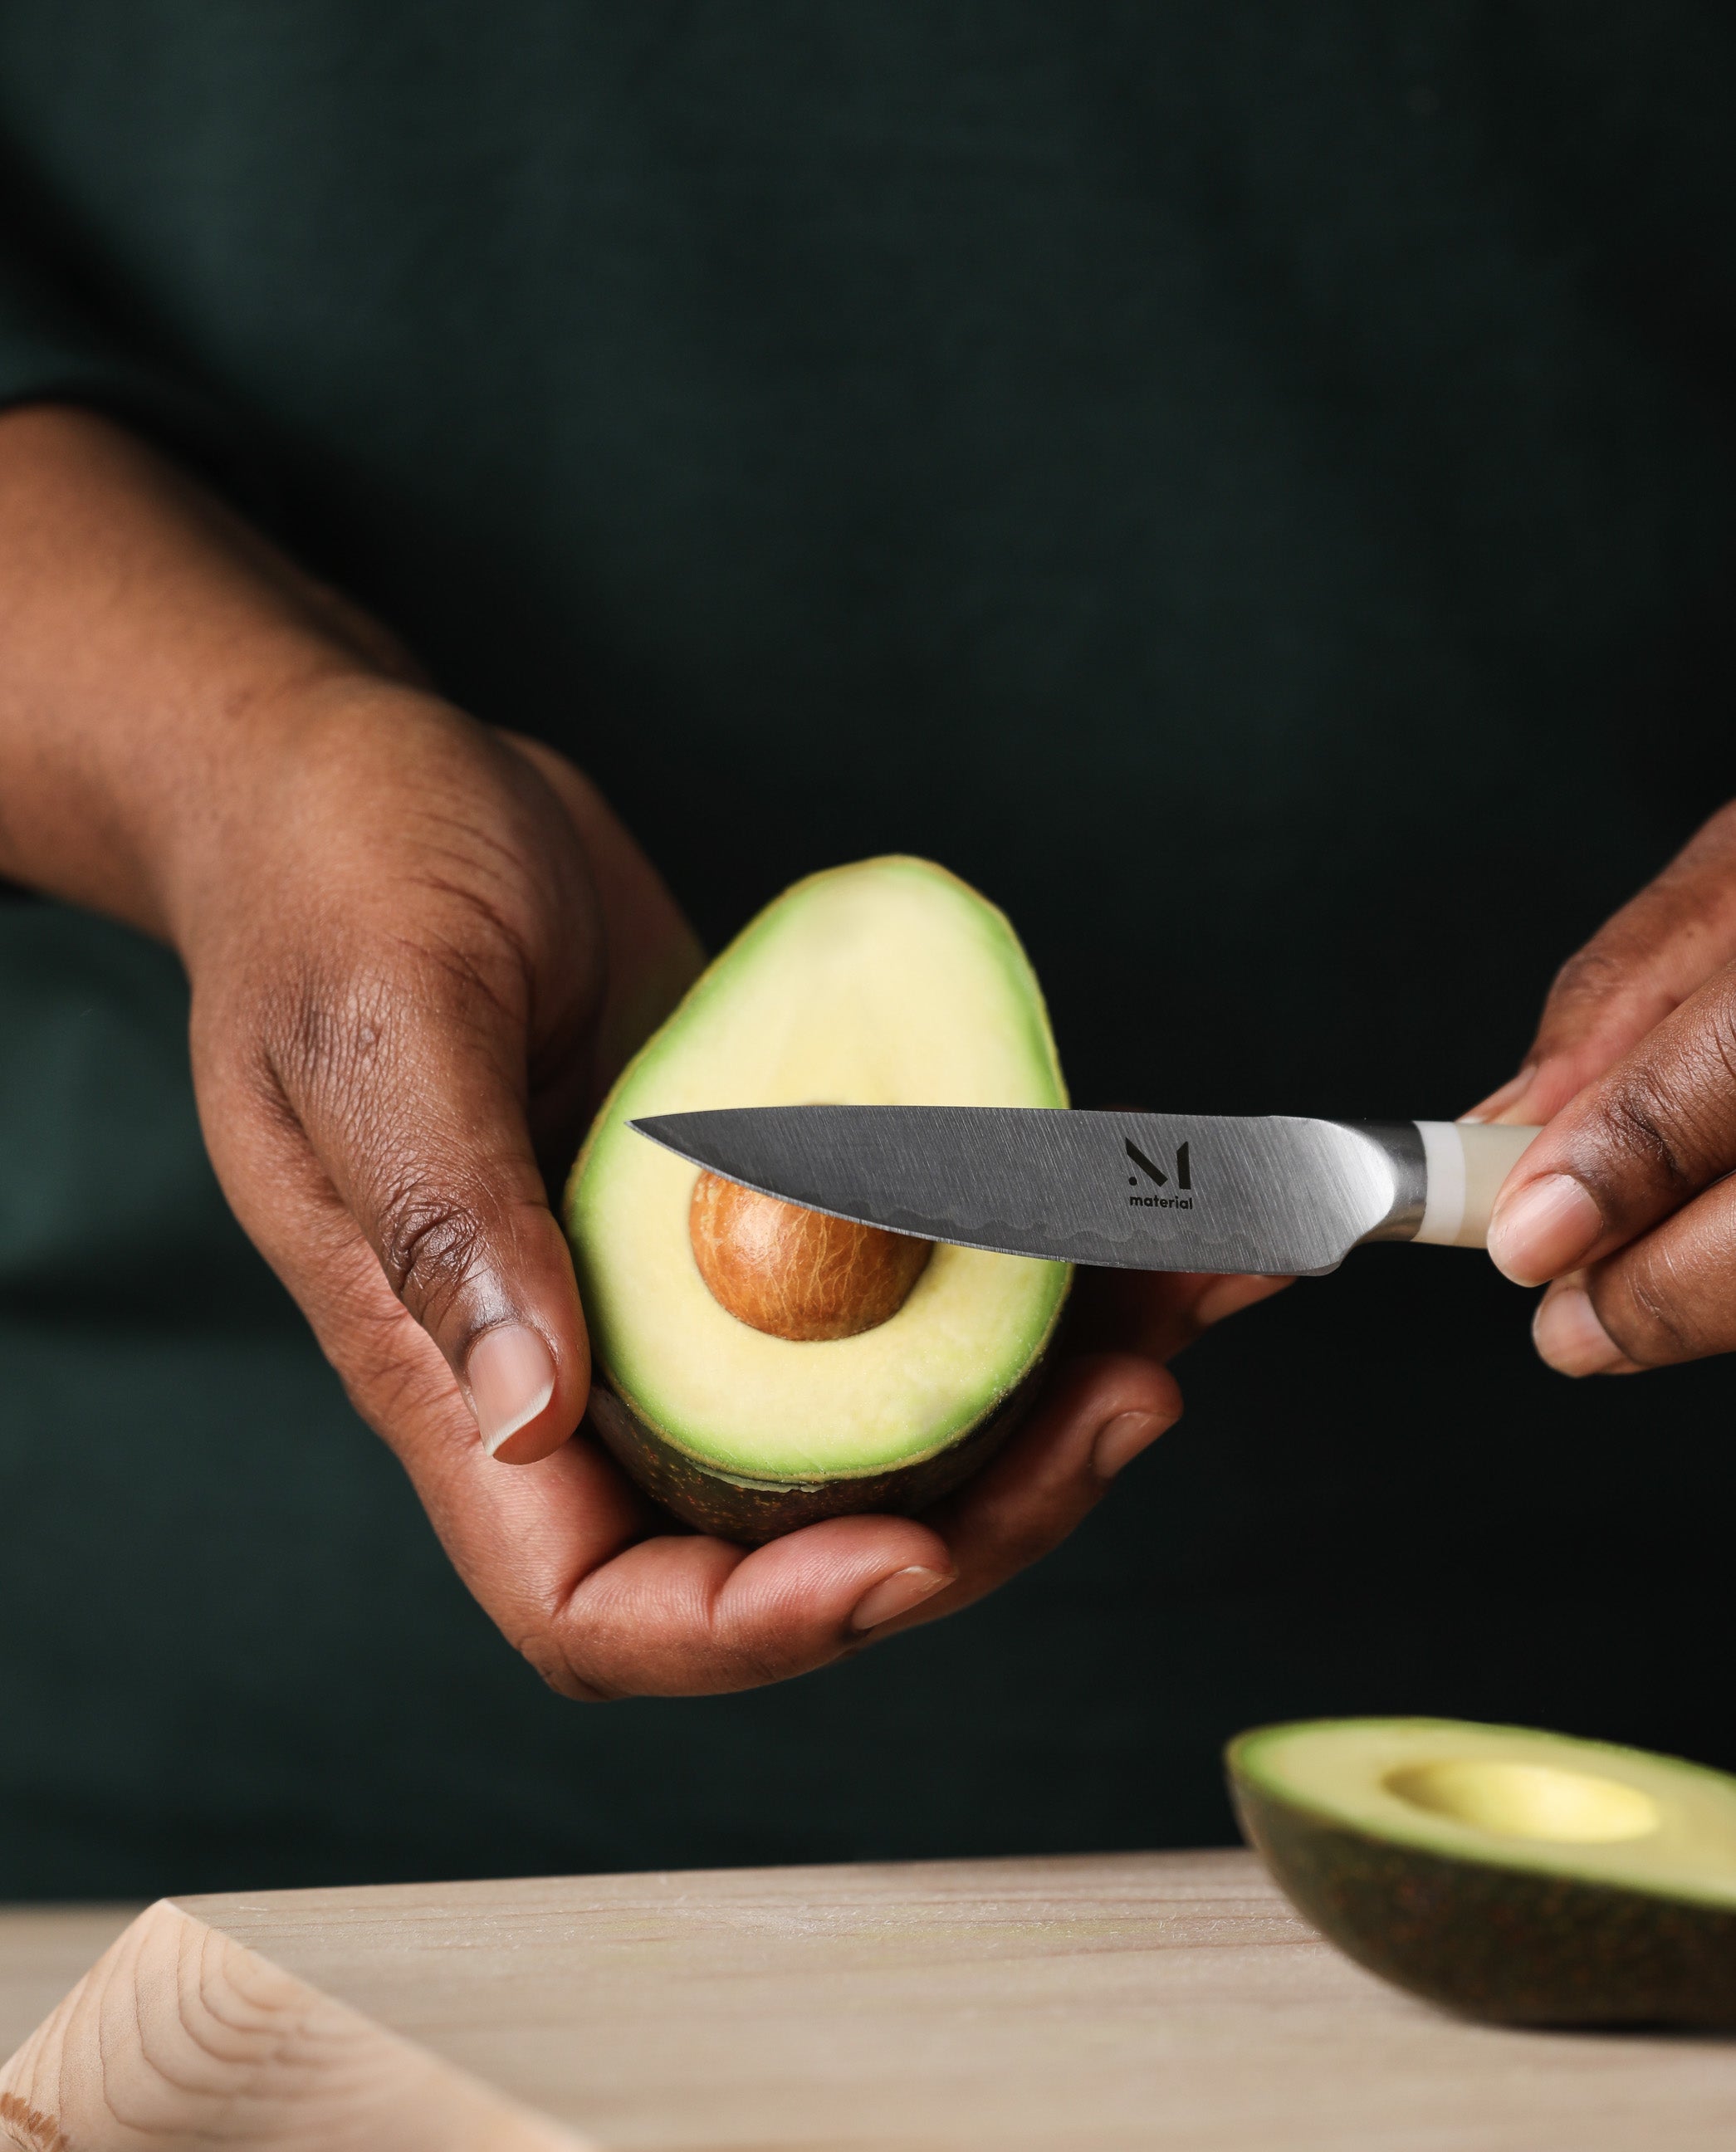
[1486,964,1736,1288]
[410,1347,961,1695]
[376,1333,961,1697]
[1532,1166,1736,1373]
[859,1352,1183,1639]
[1189,1272,1293,1333]
[1467,800,1736,1126]
[201,1104,964,1694]
[299,994,589,1463]
[197,941,592,1465]
[550,1511,957,1696]
[1529,1272,1643,1377]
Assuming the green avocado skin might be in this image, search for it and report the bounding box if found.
[585,1362,1045,1546]
[1230,1773,1736,2027]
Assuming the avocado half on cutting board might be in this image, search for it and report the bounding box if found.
[565,856,1070,1543]
[1229,1716,1736,2026]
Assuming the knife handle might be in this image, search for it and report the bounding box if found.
[1411,1122,1542,1249]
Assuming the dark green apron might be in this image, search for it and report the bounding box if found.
[2,2,1734,1894]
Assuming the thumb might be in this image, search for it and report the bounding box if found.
[202,966,589,1467]
[1467,802,1736,1127]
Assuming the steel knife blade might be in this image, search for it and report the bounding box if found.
[629,1107,1540,1274]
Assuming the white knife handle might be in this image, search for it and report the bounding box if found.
[1412,1122,1542,1248]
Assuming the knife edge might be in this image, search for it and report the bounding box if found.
[628,1106,1425,1275]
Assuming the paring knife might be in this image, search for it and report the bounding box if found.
[630,1109,1541,1276]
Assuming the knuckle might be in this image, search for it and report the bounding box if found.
[733,1634,805,1688]
[1594,1078,1691,1189]
[248,967,506,1334]
[1592,1021,1736,1194]
[372,1171,491,1328]
[1603,1258,1696,1368]
[1699,979,1736,1094]
[704,1601,807,1687]
[512,1628,620,1703]
[260,956,397,1127]
[542,1660,620,1704]
[403,917,528,1034]
[1545,942,1631,1018]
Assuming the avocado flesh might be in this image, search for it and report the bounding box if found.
[565,857,1070,1542]
[1229,1716,1736,2026]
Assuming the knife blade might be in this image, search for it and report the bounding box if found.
[629,1108,1540,1275]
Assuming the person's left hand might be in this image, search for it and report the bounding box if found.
[0,400,1310,1694]
[1469,799,1736,1376]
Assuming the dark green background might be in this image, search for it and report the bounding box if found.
[2,2,1734,1895]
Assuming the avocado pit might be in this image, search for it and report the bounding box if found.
[690,1169,933,1342]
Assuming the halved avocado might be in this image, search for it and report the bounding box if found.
[565,857,1071,1543]
[1229,1716,1736,2026]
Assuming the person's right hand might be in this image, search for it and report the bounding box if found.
[1470,799,1736,1377]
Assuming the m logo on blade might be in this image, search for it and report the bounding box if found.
[1126,1137,1190,1189]
[1126,1137,1195,1211]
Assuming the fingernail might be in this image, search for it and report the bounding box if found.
[1462,1065,1538,1126]
[849,1565,953,1633]
[1533,1284,1624,1377]
[467,1323,556,1455]
[1487,1172,1602,1286]
[1093,1411,1167,1480]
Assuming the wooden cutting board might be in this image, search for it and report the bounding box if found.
[2,1848,1734,2150]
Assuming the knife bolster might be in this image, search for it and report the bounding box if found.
[1339,1118,1427,1246]
[1413,1121,1542,1248]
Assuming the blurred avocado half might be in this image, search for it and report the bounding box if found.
[1229,1716,1736,2026]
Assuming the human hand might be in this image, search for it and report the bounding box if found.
[180,692,1278,1688]
[1469,801,1736,1376]
[0,404,1293,1697]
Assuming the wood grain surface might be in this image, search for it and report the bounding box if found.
[0,1895,583,2152]
[0,1912,136,2079]
[4,1850,1735,2150]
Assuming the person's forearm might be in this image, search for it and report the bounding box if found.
[0,402,405,942]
